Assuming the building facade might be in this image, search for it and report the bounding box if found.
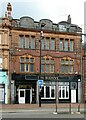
[1,3,82,104]
[0,19,9,104]
[82,43,86,103]
[83,1,86,103]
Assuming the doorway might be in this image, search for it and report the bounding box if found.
[18,89,25,104]
[26,89,30,103]
[18,89,32,104]
[71,89,76,103]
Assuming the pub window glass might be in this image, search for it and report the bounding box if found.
[51,86,55,97]
[46,86,50,98]
[41,86,44,97]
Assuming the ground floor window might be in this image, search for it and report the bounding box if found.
[59,86,69,99]
[41,81,70,100]
[0,84,5,103]
[41,85,55,99]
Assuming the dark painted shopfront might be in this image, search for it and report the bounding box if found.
[40,74,81,103]
[12,74,38,104]
[12,73,81,104]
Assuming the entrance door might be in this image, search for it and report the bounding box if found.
[25,89,30,103]
[25,89,32,103]
[18,89,25,104]
[71,90,76,103]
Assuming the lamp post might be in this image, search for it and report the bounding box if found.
[9,31,12,104]
[39,23,46,79]
[39,23,46,107]
[39,30,44,79]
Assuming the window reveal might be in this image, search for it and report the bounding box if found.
[20,57,34,72]
[41,57,55,73]
[19,35,35,49]
[59,38,74,52]
[41,85,55,99]
[61,59,73,74]
[59,86,69,99]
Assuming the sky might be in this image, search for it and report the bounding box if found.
[0,0,86,32]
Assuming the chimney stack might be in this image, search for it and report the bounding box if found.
[7,2,12,18]
[67,15,71,24]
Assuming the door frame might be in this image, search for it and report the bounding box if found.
[18,88,32,104]
[25,88,32,103]
[18,89,25,104]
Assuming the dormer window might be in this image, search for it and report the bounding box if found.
[59,24,66,31]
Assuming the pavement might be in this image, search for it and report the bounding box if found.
[0,103,86,114]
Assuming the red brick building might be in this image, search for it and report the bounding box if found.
[82,42,86,103]
[83,1,86,103]
[1,3,82,104]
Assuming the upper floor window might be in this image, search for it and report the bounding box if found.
[61,58,73,74]
[51,38,55,50]
[19,35,36,49]
[31,36,35,49]
[20,35,24,48]
[41,38,44,50]
[20,56,35,72]
[25,36,30,48]
[41,57,55,73]
[70,39,74,51]
[60,38,64,51]
[46,37,50,50]
[59,38,74,52]
[64,39,68,51]
[41,37,55,51]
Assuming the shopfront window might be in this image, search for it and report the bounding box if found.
[41,83,55,99]
[46,86,50,98]
[51,86,55,97]
[59,86,69,99]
